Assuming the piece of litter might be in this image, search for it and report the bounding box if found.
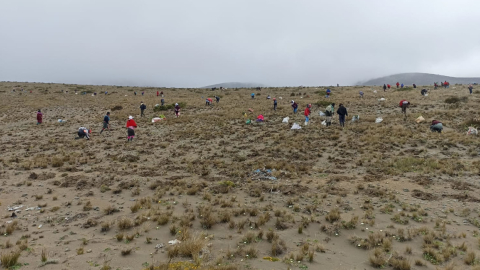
[168,239,181,245]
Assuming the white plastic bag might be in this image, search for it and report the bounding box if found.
[424,94,428,97]
[319,111,326,116]
[282,117,289,123]
[373,90,377,94]
[416,116,425,123]
[321,120,327,126]
[378,98,386,101]
[467,127,478,135]
[375,117,383,123]
[152,117,164,123]
[351,115,359,122]
[291,123,302,130]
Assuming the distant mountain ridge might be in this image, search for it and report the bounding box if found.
[201,82,266,88]
[359,73,480,86]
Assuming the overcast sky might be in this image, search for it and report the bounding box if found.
[2,0,480,87]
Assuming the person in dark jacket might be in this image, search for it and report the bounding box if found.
[336,104,348,128]
[76,127,91,140]
[174,103,181,118]
[140,102,146,117]
[468,84,473,94]
[100,112,110,134]
[215,96,220,103]
[421,89,428,96]
[291,100,298,114]
[161,99,165,106]
[413,83,417,88]
[273,98,277,111]
[383,84,387,92]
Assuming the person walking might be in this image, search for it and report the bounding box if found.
[336,104,348,128]
[468,84,473,94]
[291,100,298,114]
[251,93,255,99]
[126,116,137,142]
[359,91,364,98]
[157,91,159,97]
[304,104,311,126]
[36,109,43,125]
[273,98,277,111]
[140,102,146,117]
[401,83,404,88]
[100,112,110,134]
[396,82,400,88]
[161,98,165,106]
[383,84,387,92]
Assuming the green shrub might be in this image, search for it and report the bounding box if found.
[153,102,186,112]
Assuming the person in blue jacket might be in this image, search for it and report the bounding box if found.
[100,112,110,134]
[251,93,255,99]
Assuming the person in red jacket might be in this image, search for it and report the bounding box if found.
[36,109,43,125]
[126,116,137,142]
[399,100,410,117]
[157,91,159,97]
[387,84,391,89]
[396,82,400,88]
[304,104,311,126]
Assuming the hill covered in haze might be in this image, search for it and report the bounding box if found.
[201,82,266,88]
[359,73,480,86]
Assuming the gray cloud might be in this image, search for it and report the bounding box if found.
[1,0,480,87]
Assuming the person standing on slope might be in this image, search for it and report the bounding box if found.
[383,84,387,92]
[304,104,311,126]
[126,116,137,142]
[36,109,43,125]
[396,82,400,88]
[140,102,147,117]
[291,100,298,114]
[273,98,277,111]
[174,103,181,118]
[336,104,348,128]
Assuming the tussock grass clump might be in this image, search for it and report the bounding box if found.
[465,252,476,265]
[445,96,468,104]
[326,208,341,223]
[369,248,387,268]
[118,217,134,230]
[167,235,205,259]
[1,251,21,268]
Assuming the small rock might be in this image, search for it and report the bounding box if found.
[22,194,28,197]
[86,249,92,253]
[155,243,164,249]
[403,189,409,192]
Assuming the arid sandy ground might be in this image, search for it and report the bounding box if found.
[0,82,479,270]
